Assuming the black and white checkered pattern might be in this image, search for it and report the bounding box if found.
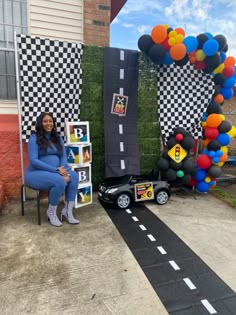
[17,34,83,141]
[157,63,214,144]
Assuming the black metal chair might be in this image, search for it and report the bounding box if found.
[21,184,41,225]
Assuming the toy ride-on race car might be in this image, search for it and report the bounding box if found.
[98,174,171,209]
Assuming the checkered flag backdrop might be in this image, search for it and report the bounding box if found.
[17,34,83,141]
[157,63,215,144]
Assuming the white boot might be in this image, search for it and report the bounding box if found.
[61,201,79,224]
[47,204,62,227]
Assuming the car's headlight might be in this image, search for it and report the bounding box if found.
[106,188,118,194]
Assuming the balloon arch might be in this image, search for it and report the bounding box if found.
[138,24,236,192]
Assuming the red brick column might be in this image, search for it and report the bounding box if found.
[83,0,111,46]
[0,115,28,201]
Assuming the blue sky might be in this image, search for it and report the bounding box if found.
[110,0,236,57]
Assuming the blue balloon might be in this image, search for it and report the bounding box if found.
[220,87,234,100]
[183,36,198,53]
[196,181,209,193]
[220,51,226,63]
[217,133,231,146]
[223,77,236,89]
[216,150,223,157]
[205,32,213,39]
[202,39,219,56]
[208,151,215,158]
[212,156,220,163]
[162,51,174,65]
[194,169,207,181]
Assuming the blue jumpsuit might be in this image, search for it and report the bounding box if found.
[25,133,78,205]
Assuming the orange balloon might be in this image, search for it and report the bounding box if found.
[202,138,210,148]
[170,43,186,60]
[214,94,224,104]
[206,113,223,127]
[224,56,235,66]
[151,25,167,44]
[189,55,196,63]
[175,27,185,37]
[220,153,228,162]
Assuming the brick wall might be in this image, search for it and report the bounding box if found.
[0,115,28,202]
[83,0,110,46]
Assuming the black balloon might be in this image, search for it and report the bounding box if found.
[170,160,182,170]
[165,169,177,181]
[138,34,154,54]
[207,101,222,114]
[148,44,166,63]
[158,157,170,171]
[175,54,189,66]
[214,34,227,51]
[213,85,220,96]
[218,120,232,133]
[181,136,194,150]
[174,127,186,136]
[197,33,208,49]
[162,151,169,160]
[182,159,195,174]
[204,54,221,72]
[180,174,192,185]
[167,136,177,149]
[208,165,222,178]
[207,140,221,151]
[213,73,226,86]
[222,43,228,53]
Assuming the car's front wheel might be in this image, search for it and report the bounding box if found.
[155,190,169,205]
[116,193,131,209]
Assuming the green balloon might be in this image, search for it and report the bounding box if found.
[176,170,184,178]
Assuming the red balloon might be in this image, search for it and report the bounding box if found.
[175,133,184,141]
[196,154,212,170]
[204,127,219,139]
[189,177,197,187]
[223,66,235,78]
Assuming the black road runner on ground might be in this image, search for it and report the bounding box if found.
[103,203,236,315]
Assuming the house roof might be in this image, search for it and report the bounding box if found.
[110,0,127,22]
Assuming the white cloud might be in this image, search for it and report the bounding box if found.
[122,23,134,28]
[137,25,151,35]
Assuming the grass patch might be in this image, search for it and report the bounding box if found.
[210,186,236,208]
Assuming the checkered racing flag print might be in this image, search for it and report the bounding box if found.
[17,34,83,141]
[157,63,215,144]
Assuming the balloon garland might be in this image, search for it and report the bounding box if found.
[138,24,236,192]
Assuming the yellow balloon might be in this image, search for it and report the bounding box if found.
[227,126,236,138]
[213,63,224,74]
[205,176,211,183]
[176,34,184,43]
[221,146,228,154]
[169,30,177,38]
[195,49,206,61]
[163,24,169,29]
[168,37,176,46]
[215,161,224,167]
[219,114,225,121]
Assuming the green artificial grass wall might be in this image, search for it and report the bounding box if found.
[80,46,161,189]
[80,45,105,190]
[138,53,161,175]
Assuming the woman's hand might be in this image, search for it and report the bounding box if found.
[57,166,68,176]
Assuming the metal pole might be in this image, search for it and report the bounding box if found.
[14,32,25,199]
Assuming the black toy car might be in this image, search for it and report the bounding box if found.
[98,174,171,209]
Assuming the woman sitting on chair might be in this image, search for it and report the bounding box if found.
[25,112,79,227]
